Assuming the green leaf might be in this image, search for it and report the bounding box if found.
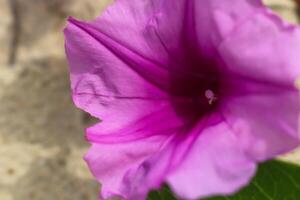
[147,160,300,200]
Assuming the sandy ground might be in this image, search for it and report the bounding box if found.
[0,0,299,200]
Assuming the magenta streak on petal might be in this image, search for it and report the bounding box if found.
[85,104,183,144]
[67,17,171,94]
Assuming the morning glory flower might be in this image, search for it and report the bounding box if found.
[64,0,300,199]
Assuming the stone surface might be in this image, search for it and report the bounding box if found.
[0,1,111,199]
[264,0,299,23]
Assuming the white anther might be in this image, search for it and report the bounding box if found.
[205,89,217,105]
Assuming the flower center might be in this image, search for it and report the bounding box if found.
[168,50,221,124]
[170,84,220,125]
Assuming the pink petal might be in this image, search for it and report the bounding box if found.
[116,113,255,200]
[218,10,300,160]
[151,0,264,58]
[64,17,171,133]
[85,135,168,199]
[85,103,185,143]
[166,120,256,199]
[117,113,224,199]
[84,103,188,199]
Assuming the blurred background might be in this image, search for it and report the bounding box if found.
[0,0,299,200]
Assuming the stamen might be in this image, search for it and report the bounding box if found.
[205,89,217,105]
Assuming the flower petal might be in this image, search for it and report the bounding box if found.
[218,10,300,160]
[115,113,255,200]
[84,102,189,199]
[115,113,221,199]
[85,103,185,142]
[151,0,264,58]
[85,135,168,199]
[166,121,256,199]
[64,16,172,133]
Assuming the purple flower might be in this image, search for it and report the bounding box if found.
[64,0,300,199]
